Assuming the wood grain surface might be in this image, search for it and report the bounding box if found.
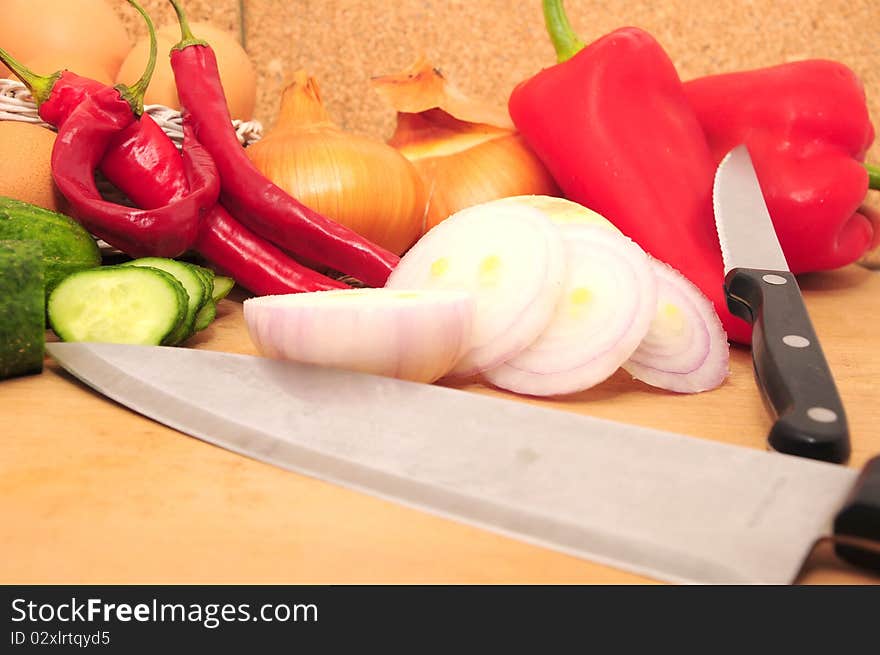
[2,266,879,585]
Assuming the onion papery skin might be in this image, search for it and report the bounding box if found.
[408,132,562,233]
[244,288,474,384]
[372,58,560,234]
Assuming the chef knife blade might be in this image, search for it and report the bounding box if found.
[712,145,850,464]
[46,342,880,584]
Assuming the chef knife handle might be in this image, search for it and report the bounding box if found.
[724,268,851,464]
[833,456,880,572]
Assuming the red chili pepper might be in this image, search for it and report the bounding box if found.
[194,211,346,293]
[51,85,219,258]
[9,66,195,209]
[34,2,217,259]
[166,0,399,288]
[509,0,750,343]
[0,27,345,293]
[683,60,879,273]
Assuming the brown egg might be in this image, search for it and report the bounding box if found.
[0,122,65,212]
[116,22,257,120]
[0,0,131,83]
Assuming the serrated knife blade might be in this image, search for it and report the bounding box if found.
[713,145,789,275]
[712,145,851,464]
[46,342,880,584]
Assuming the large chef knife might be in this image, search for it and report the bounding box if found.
[713,145,850,464]
[47,342,880,584]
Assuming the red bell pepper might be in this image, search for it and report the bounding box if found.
[509,0,751,343]
[683,61,879,273]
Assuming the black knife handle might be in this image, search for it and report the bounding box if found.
[834,456,880,572]
[724,268,850,464]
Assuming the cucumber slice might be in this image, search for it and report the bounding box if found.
[122,258,207,345]
[211,276,235,302]
[188,263,216,298]
[0,240,45,379]
[48,266,187,345]
[193,299,217,332]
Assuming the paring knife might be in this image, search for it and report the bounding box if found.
[47,342,880,584]
[713,145,851,464]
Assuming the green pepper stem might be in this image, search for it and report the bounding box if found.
[542,0,585,63]
[0,46,60,106]
[867,162,880,191]
[168,0,209,50]
[114,0,157,116]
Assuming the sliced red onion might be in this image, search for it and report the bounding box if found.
[244,288,474,383]
[386,201,565,377]
[483,224,657,396]
[623,259,729,393]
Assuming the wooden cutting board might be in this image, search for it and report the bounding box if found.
[2,266,879,584]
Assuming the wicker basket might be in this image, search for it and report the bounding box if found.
[0,77,263,147]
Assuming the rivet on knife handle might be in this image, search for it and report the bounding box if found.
[725,268,850,463]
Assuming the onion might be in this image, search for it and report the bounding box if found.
[623,259,730,393]
[495,195,619,230]
[385,201,565,377]
[498,195,730,394]
[371,57,559,233]
[244,289,474,384]
[483,224,657,396]
[246,71,426,255]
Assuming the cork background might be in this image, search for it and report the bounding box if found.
[114,0,879,169]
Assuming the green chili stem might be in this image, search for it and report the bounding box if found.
[0,46,59,106]
[115,0,157,116]
[168,0,209,50]
[867,162,880,191]
[542,0,585,63]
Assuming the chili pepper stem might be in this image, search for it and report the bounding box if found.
[0,46,60,106]
[114,0,158,117]
[168,0,209,50]
[543,0,585,63]
[867,163,880,191]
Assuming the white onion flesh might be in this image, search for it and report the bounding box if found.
[243,288,474,383]
[623,259,729,393]
[483,224,657,396]
[385,201,565,377]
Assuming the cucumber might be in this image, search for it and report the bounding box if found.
[122,257,208,345]
[0,240,45,379]
[189,263,233,300]
[188,263,216,298]
[0,197,100,299]
[211,276,235,302]
[193,299,217,332]
[48,265,188,346]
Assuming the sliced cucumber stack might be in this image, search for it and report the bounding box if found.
[47,258,235,347]
[122,257,209,345]
[48,265,187,345]
[211,275,235,302]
